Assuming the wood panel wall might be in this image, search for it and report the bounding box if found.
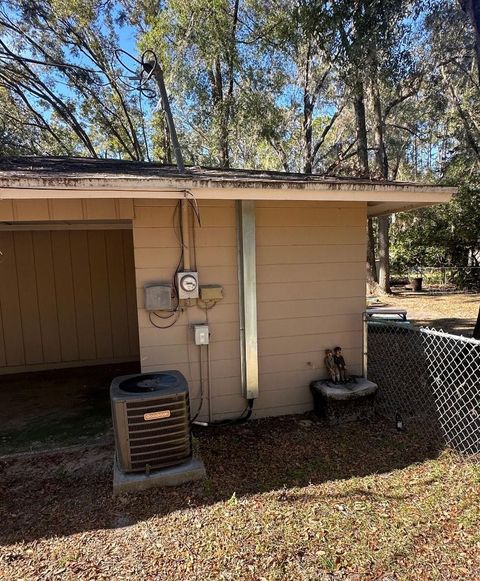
[0,229,139,374]
[255,201,367,417]
[0,198,134,221]
[133,200,242,423]
[133,199,367,421]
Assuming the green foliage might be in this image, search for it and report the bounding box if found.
[0,0,478,283]
[391,174,480,273]
[390,209,448,272]
[0,0,147,159]
[2,0,480,293]
[388,0,480,274]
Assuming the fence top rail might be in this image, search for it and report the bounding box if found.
[367,319,480,345]
[419,326,480,345]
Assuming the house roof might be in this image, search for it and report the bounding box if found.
[0,156,456,216]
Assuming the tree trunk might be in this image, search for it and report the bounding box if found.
[371,77,388,179]
[220,0,240,169]
[303,100,314,174]
[378,215,391,293]
[211,57,228,167]
[353,77,369,176]
[459,0,480,85]
[303,43,314,174]
[367,217,378,285]
[164,118,172,164]
[268,138,290,172]
[370,52,390,293]
[352,76,375,289]
[473,305,480,339]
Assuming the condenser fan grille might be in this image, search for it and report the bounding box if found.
[126,395,191,471]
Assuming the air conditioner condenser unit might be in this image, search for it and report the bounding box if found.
[111,371,191,473]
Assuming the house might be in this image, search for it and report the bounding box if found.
[0,157,454,422]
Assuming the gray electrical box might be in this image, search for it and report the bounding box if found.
[194,324,209,345]
[144,284,173,311]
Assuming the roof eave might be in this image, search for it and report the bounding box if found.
[367,200,452,217]
[0,175,456,206]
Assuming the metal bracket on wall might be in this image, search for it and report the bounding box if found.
[236,200,259,400]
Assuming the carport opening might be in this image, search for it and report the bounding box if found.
[0,225,140,454]
[0,362,140,455]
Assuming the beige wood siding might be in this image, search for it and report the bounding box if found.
[0,196,367,418]
[255,201,367,417]
[0,229,139,374]
[133,200,241,422]
[0,198,134,221]
[133,199,367,421]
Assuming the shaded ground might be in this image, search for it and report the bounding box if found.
[0,362,139,455]
[0,295,478,578]
[379,290,480,335]
[0,415,478,580]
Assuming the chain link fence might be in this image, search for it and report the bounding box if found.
[368,321,480,459]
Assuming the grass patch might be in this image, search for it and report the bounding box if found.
[382,290,480,335]
[0,401,112,455]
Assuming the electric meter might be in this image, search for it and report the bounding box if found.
[177,271,199,299]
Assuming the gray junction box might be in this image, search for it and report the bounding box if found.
[144,284,173,311]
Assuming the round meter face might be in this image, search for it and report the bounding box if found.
[180,274,198,292]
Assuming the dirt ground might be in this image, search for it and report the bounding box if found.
[0,416,478,580]
[375,289,480,335]
[1,292,478,578]
[0,362,139,455]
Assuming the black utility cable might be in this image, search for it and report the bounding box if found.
[148,310,180,329]
[193,399,255,427]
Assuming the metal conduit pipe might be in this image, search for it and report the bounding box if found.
[181,199,191,270]
[236,200,259,400]
[192,202,258,428]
